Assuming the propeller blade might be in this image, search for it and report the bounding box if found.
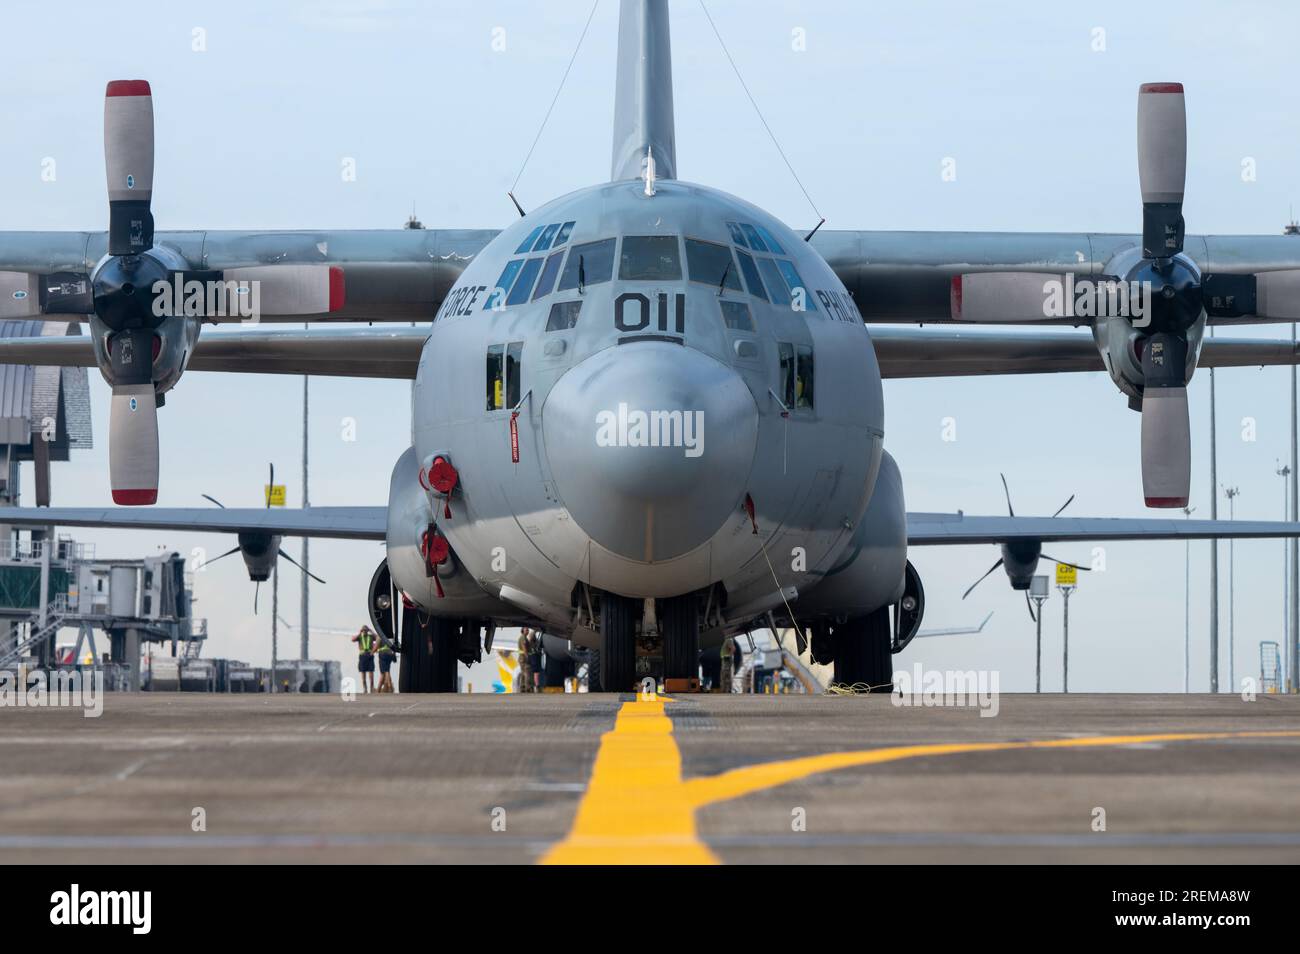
[1140,384,1191,507]
[950,272,1063,322]
[0,272,40,318]
[0,271,93,318]
[1000,472,1015,516]
[1139,331,1191,508]
[1051,494,1075,518]
[1137,82,1186,259]
[221,265,345,318]
[104,80,155,256]
[198,545,241,570]
[254,580,260,614]
[1252,269,1300,320]
[962,558,1004,600]
[201,494,226,509]
[277,548,326,585]
[108,384,158,505]
[1041,554,1090,572]
[1025,591,1036,622]
[266,463,274,509]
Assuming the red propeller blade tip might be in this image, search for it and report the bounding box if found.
[106,80,152,98]
[328,266,346,311]
[113,489,158,506]
[1145,496,1188,508]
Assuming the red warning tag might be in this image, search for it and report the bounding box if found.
[510,413,520,464]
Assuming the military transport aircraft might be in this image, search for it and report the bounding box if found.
[4,0,1300,692]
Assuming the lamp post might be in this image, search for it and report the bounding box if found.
[1183,504,1195,693]
[1030,575,1049,692]
[1224,486,1240,693]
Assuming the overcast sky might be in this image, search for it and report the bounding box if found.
[3,0,1299,691]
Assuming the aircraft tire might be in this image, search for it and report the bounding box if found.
[399,606,425,693]
[543,653,569,689]
[600,593,637,692]
[699,646,722,690]
[832,609,893,692]
[428,616,460,692]
[660,594,698,680]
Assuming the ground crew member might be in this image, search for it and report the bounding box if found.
[517,627,539,693]
[352,626,377,694]
[376,637,396,693]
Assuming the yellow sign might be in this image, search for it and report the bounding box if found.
[265,484,287,507]
[1055,562,1078,587]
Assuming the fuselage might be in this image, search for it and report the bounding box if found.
[396,178,890,628]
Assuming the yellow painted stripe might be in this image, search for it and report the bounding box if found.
[682,729,1300,808]
[540,696,720,865]
[544,702,1300,865]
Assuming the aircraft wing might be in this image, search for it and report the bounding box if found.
[914,611,994,638]
[0,229,496,322]
[0,506,387,540]
[870,326,1299,378]
[0,324,1293,382]
[907,512,1300,546]
[812,230,1300,326]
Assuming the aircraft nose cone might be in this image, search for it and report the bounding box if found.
[543,342,759,562]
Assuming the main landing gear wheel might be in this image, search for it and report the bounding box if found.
[399,610,460,693]
[599,593,637,692]
[659,594,698,680]
[832,609,893,692]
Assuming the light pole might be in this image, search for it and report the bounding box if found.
[1056,566,1076,693]
[1209,336,1219,693]
[1030,575,1049,692]
[1183,504,1195,693]
[1224,486,1240,693]
[1279,461,1292,691]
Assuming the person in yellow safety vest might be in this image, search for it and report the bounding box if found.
[376,637,396,693]
[352,626,377,694]
[517,627,540,693]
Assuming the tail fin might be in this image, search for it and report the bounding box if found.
[611,0,677,181]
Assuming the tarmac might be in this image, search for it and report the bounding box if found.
[0,691,1297,864]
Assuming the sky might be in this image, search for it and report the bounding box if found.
[3,0,1299,692]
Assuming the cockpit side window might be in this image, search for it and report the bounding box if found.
[735,250,767,302]
[546,300,583,331]
[557,238,617,291]
[515,227,544,255]
[719,300,753,331]
[776,259,816,311]
[533,223,561,251]
[532,249,565,301]
[506,257,544,306]
[685,238,742,291]
[619,236,682,281]
[757,257,791,306]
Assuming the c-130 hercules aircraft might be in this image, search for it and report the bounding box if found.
[6,0,1300,692]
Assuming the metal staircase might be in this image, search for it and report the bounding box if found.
[0,593,70,670]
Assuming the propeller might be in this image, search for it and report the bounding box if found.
[962,558,1004,600]
[963,474,1082,602]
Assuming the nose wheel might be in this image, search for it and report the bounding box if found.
[599,593,638,692]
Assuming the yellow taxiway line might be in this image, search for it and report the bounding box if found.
[540,695,1300,865]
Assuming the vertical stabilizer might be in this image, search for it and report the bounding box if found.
[611,0,676,182]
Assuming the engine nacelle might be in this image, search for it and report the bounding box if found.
[1091,246,1205,404]
[88,244,201,398]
